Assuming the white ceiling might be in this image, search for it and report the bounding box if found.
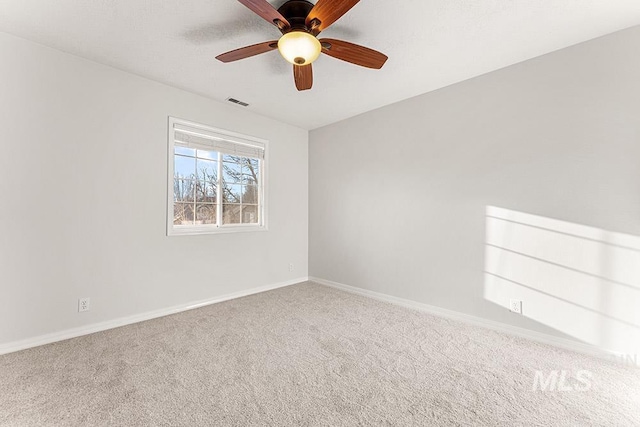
[1,1,640,129]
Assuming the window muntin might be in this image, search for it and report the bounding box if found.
[167,118,266,235]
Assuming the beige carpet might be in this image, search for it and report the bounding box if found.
[0,282,638,426]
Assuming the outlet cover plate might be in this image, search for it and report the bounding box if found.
[78,297,91,312]
[509,299,522,314]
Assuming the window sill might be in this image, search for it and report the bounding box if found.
[167,224,267,236]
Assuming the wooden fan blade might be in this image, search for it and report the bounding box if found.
[237,0,290,31]
[319,38,388,69]
[293,64,313,91]
[306,0,359,34]
[216,41,278,63]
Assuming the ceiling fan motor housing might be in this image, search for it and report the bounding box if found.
[277,0,316,32]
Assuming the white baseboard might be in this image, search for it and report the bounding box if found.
[0,277,309,356]
[2,276,627,363]
[309,276,626,361]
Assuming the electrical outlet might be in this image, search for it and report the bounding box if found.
[288,263,294,272]
[78,297,91,313]
[509,299,522,314]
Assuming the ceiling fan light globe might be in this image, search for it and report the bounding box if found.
[277,31,321,66]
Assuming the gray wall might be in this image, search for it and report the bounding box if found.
[0,32,308,346]
[309,26,640,354]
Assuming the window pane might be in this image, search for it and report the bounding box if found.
[196,158,217,181]
[222,183,242,203]
[241,160,259,184]
[196,180,216,203]
[175,146,195,156]
[174,203,194,225]
[240,174,257,185]
[242,205,259,224]
[174,179,195,202]
[195,204,216,225]
[222,160,242,183]
[175,155,196,179]
[248,158,259,171]
[242,185,259,204]
[196,149,217,160]
[223,204,241,224]
[222,154,242,163]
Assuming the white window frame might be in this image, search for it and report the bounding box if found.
[167,117,268,236]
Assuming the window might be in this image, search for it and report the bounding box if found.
[167,117,267,235]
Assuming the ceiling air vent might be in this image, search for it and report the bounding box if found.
[226,97,250,107]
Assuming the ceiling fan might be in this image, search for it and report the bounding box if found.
[216,0,388,91]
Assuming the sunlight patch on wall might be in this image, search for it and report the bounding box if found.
[484,206,640,355]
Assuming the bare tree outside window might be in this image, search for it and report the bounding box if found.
[173,150,260,227]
